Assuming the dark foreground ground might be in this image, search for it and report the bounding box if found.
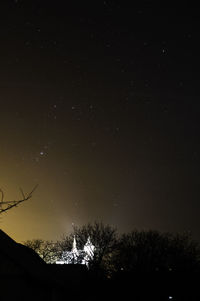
[1,267,199,301]
[85,271,199,301]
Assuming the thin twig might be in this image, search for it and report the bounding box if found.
[0,189,4,203]
[20,187,26,199]
[0,185,38,215]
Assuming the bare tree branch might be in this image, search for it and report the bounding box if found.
[0,185,38,215]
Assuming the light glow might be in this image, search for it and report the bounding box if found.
[56,236,95,268]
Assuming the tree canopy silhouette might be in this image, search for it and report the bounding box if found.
[24,239,57,264]
[57,221,118,273]
[111,230,200,274]
[25,223,200,277]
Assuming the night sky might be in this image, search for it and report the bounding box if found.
[1,1,199,242]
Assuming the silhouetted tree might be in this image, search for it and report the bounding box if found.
[24,239,58,264]
[0,186,38,215]
[167,232,200,272]
[58,221,118,273]
[111,230,200,274]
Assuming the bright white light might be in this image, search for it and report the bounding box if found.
[56,236,95,267]
[56,260,65,264]
[168,296,173,300]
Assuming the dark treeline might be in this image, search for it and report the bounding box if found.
[24,222,200,274]
[24,222,200,300]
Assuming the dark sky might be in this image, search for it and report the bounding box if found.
[0,1,199,242]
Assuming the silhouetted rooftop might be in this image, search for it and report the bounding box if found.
[0,229,46,280]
